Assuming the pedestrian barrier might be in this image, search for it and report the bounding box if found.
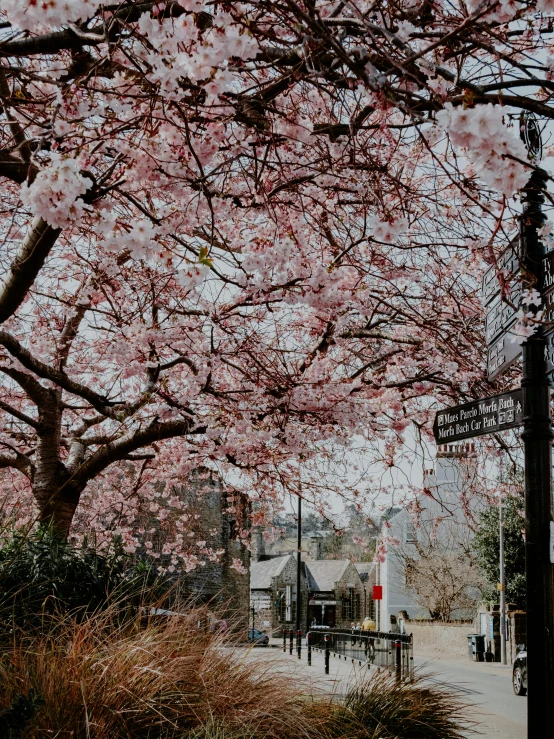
[303,627,414,680]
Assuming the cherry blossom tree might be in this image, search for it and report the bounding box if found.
[0,0,551,552]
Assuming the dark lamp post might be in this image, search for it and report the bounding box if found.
[296,494,302,634]
[520,166,554,739]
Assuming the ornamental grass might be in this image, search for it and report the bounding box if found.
[0,603,326,739]
[328,668,475,739]
[0,598,473,739]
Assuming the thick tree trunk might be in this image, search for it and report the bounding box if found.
[35,473,82,538]
[33,387,82,537]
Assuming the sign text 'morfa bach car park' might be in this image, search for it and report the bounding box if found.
[432,390,524,444]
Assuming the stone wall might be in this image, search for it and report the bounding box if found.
[251,556,308,636]
[473,604,526,663]
[404,620,473,658]
[508,611,526,663]
[251,602,273,633]
[331,561,366,629]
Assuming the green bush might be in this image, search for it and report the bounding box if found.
[0,689,43,739]
[0,527,159,632]
[472,494,526,608]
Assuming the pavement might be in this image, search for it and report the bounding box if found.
[245,640,526,739]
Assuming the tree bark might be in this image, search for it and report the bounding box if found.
[0,217,60,325]
[35,471,83,537]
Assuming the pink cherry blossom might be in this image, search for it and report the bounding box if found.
[0,0,547,571]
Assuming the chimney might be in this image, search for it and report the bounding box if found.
[252,528,265,562]
[309,535,322,561]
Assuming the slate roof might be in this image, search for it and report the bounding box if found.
[250,555,292,589]
[305,560,350,591]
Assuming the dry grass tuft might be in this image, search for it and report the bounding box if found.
[329,668,475,739]
[0,598,474,739]
[0,604,326,739]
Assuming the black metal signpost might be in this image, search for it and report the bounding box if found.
[519,169,554,738]
[434,163,554,739]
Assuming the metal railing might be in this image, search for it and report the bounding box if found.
[296,627,413,679]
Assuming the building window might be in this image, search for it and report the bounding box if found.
[279,585,296,623]
[354,592,361,621]
[405,519,417,544]
[343,588,360,621]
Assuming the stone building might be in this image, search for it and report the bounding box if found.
[250,553,366,633]
[142,468,251,629]
[250,554,307,636]
[306,559,365,628]
[354,562,378,621]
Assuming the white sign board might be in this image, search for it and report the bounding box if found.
[309,600,337,606]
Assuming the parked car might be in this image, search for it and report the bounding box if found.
[513,644,527,696]
[248,628,269,646]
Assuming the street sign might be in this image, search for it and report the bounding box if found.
[250,594,271,610]
[433,389,524,443]
[545,332,554,374]
[544,251,554,292]
[487,329,522,380]
[485,283,522,346]
[482,240,523,380]
[543,285,554,324]
[372,586,382,601]
[482,240,520,307]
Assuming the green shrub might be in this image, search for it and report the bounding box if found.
[0,689,43,739]
[0,527,160,633]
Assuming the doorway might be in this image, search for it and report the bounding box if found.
[308,604,336,628]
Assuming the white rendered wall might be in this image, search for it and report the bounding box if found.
[380,446,480,624]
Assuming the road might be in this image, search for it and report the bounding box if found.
[415,651,526,739]
[249,642,526,738]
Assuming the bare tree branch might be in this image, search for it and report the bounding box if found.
[0,398,39,429]
[73,418,207,486]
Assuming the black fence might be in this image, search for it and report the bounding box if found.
[303,627,413,679]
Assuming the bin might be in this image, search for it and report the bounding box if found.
[467,634,485,662]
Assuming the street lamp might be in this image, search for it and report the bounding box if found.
[496,491,507,665]
[296,493,302,634]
